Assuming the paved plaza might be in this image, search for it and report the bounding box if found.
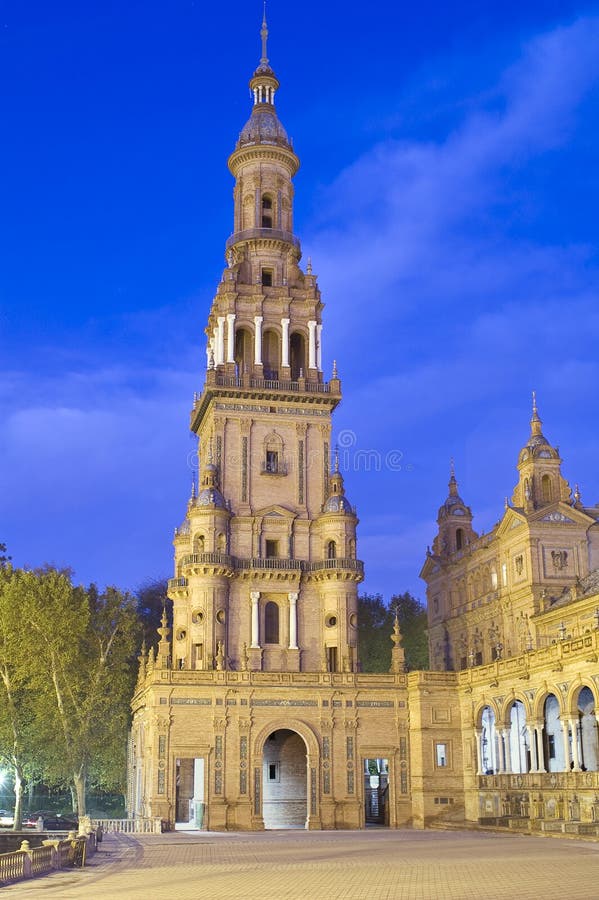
[4,829,599,899]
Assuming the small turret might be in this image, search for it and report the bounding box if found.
[433,460,477,556]
[511,393,571,511]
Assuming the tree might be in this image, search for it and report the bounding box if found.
[20,569,141,815]
[358,591,429,673]
[358,593,393,673]
[136,577,170,646]
[390,592,429,670]
[0,566,38,829]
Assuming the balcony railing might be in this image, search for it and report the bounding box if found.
[180,552,234,569]
[167,577,188,590]
[175,555,363,576]
[309,558,364,574]
[236,557,303,571]
[225,227,301,251]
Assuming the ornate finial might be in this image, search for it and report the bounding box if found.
[389,610,406,673]
[208,346,215,370]
[306,257,313,275]
[334,446,340,474]
[504,496,510,510]
[260,2,269,64]
[332,359,338,379]
[573,483,582,506]
[448,459,458,497]
[191,476,196,500]
[530,390,543,437]
[137,639,147,682]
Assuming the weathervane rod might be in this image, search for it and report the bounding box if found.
[261,2,269,63]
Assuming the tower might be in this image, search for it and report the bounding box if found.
[168,14,363,677]
[131,15,416,836]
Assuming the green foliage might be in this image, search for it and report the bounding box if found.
[136,577,170,646]
[390,592,429,671]
[0,566,141,817]
[358,591,429,673]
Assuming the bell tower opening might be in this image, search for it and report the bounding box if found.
[262,729,308,829]
[289,331,306,380]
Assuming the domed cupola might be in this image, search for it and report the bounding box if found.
[512,393,571,511]
[234,11,296,155]
[194,461,228,510]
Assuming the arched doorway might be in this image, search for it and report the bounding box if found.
[262,729,308,829]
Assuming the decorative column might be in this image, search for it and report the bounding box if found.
[569,719,582,771]
[503,730,512,773]
[216,317,225,365]
[475,728,483,776]
[226,313,236,364]
[316,323,323,371]
[288,592,298,650]
[254,316,263,366]
[250,591,260,648]
[281,318,290,368]
[534,724,546,773]
[561,720,572,771]
[527,724,537,773]
[307,320,317,370]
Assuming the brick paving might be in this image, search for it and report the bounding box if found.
[4,828,599,899]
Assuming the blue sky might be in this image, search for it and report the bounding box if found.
[1,1,598,601]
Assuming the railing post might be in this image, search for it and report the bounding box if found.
[19,841,32,879]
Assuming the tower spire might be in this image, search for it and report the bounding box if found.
[530,390,543,438]
[260,2,269,65]
[448,458,458,497]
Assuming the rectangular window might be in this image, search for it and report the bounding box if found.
[266,450,279,473]
[327,646,338,673]
[265,540,279,559]
[267,762,280,782]
[436,743,447,767]
[261,267,273,285]
[501,563,508,587]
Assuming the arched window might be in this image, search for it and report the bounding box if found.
[193,534,205,554]
[578,686,598,771]
[217,533,226,552]
[481,706,497,774]
[327,540,337,560]
[508,700,529,773]
[456,528,464,551]
[264,601,279,644]
[542,474,553,503]
[349,538,356,559]
[263,431,285,475]
[262,194,273,228]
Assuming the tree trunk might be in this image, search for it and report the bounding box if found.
[73,769,86,817]
[11,765,23,831]
[69,784,77,813]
